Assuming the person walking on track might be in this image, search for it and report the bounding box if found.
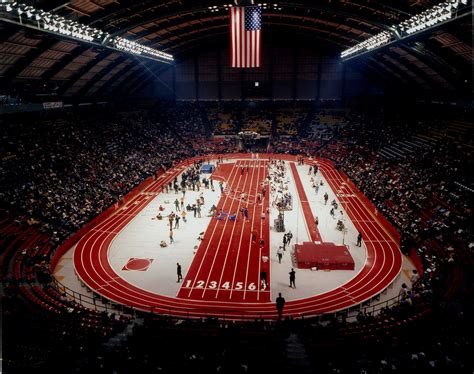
[177,263,182,282]
[357,232,362,247]
[289,268,296,288]
[276,293,286,320]
[277,247,283,264]
[260,270,268,290]
[251,229,258,243]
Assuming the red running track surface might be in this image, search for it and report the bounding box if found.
[72,154,402,320]
[177,159,270,302]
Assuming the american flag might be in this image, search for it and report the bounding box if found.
[230,6,262,68]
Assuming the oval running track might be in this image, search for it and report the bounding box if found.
[73,153,403,320]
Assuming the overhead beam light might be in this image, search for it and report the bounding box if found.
[341,0,471,60]
[0,2,173,63]
[113,37,173,61]
[341,31,392,59]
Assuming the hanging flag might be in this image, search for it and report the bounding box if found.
[230,6,262,68]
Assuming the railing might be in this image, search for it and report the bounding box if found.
[51,276,137,316]
[51,275,405,322]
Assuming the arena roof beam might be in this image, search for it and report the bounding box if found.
[100,64,144,97]
[400,42,464,87]
[105,3,388,39]
[58,49,112,97]
[140,18,358,58]
[0,2,174,64]
[341,0,472,61]
[3,36,58,80]
[73,55,130,98]
[39,44,89,83]
[126,66,172,97]
[369,58,411,87]
[362,60,401,89]
[114,60,167,97]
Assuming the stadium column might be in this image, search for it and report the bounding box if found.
[341,63,346,106]
[269,44,274,101]
[292,47,298,101]
[217,49,222,101]
[316,55,322,104]
[240,68,244,101]
[194,55,199,101]
[172,63,176,101]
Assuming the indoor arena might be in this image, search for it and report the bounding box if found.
[1,0,472,373]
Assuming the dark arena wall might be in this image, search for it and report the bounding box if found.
[142,46,378,101]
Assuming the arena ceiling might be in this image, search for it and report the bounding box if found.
[0,0,472,99]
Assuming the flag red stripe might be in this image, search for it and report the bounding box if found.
[252,30,256,67]
[236,8,241,68]
[234,7,237,68]
[241,8,245,68]
[230,8,234,67]
[247,27,253,67]
[257,29,261,67]
[237,7,241,68]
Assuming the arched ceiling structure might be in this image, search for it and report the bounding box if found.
[0,0,472,100]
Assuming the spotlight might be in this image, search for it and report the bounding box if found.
[3,2,173,62]
[341,0,470,59]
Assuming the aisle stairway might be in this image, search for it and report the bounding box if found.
[283,333,314,374]
[378,135,431,160]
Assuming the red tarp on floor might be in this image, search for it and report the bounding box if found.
[295,242,355,270]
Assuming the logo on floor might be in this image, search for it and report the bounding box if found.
[122,258,154,271]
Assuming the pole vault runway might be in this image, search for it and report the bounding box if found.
[71,154,403,320]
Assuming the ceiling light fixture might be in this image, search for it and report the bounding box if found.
[341,0,471,60]
[0,2,173,63]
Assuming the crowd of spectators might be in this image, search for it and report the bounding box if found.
[205,103,241,135]
[241,107,273,135]
[0,106,230,242]
[268,108,473,279]
[1,102,472,373]
[275,105,307,136]
[315,112,473,275]
[256,106,472,372]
